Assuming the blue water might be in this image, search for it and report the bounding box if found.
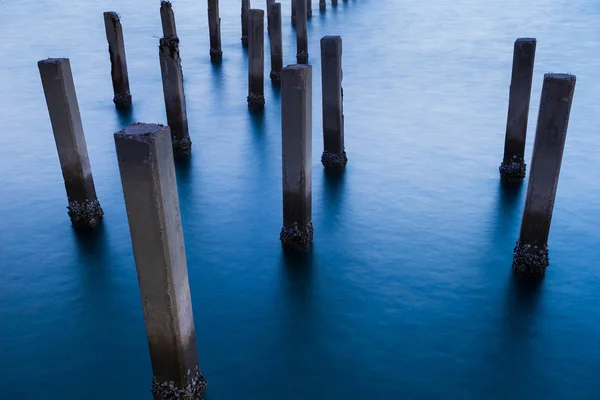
[2,0,600,398]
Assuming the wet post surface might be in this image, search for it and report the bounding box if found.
[296,0,308,63]
[320,36,347,170]
[247,9,265,109]
[114,123,207,400]
[241,0,249,46]
[280,65,313,250]
[513,73,576,277]
[160,1,177,38]
[103,12,132,109]
[269,3,283,84]
[38,58,104,228]
[499,38,537,182]
[208,0,223,59]
[158,36,191,157]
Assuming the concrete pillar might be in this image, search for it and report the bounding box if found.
[247,9,265,109]
[319,0,326,11]
[307,0,312,18]
[241,0,249,46]
[38,58,104,228]
[513,73,576,277]
[113,123,207,399]
[207,0,223,59]
[499,38,537,181]
[103,12,132,109]
[296,0,308,63]
[266,0,274,34]
[291,0,296,26]
[320,36,347,169]
[160,1,177,38]
[280,65,313,250]
[158,36,191,157]
[269,3,283,83]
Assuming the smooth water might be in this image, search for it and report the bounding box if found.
[2,0,600,398]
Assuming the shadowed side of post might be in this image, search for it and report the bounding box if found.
[241,0,249,46]
[269,3,283,83]
[248,9,265,109]
[296,0,308,63]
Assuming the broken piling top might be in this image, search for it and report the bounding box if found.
[513,72,576,277]
[114,122,207,398]
[38,57,104,228]
[160,0,178,38]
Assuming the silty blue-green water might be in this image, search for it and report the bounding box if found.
[1,0,600,398]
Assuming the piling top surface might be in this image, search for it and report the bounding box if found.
[38,58,68,66]
[544,73,576,82]
[516,37,536,43]
[283,64,312,72]
[249,8,265,17]
[104,11,119,20]
[160,0,173,7]
[321,35,342,42]
[114,123,167,142]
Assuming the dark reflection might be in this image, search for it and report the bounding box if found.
[72,222,110,279]
[249,107,266,132]
[175,154,195,215]
[270,79,281,99]
[210,56,224,88]
[280,247,315,314]
[495,180,525,236]
[116,106,134,128]
[322,167,347,222]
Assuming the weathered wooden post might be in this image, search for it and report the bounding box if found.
[291,0,296,26]
[499,38,537,181]
[319,0,326,11]
[207,0,223,59]
[159,36,191,157]
[247,9,265,109]
[280,64,313,250]
[266,0,274,34]
[38,58,104,228]
[160,1,178,38]
[114,123,207,400]
[296,0,308,63]
[320,36,346,170]
[307,0,312,17]
[103,12,132,109]
[512,73,576,277]
[241,0,249,46]
[269,3,283,83]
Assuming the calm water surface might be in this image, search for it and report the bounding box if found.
[1,0,600,398]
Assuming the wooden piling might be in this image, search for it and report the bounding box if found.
[158,36,191,157]
[247,9,265,109]
[160,1,178,38]
[512,73,576,277]
[241,0,249,47]
[114,123,207,399]
[269,3,283,83]
[208,0,223,59]
[499,38,537,181]
[280,65,313,250]
[296,0,308,63]
[320,36,346,169]
[103,12,132,109]
[38,58,104,228]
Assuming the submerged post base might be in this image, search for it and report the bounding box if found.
[209,48,223,59]
[512,241,549,277]
[151,368,207,400]
[172,136,192,158]
[280,222,314,251]
[241,35,248,47]
[296,51,309,64]
[247,93,265,109]
[68,199,104,228]
[499,158,526,181]
[269,71,281,83]
[321,150,347,170]
[114,92,132,109]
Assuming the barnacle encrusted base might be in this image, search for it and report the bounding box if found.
[209,47,223,59]
[512,241,549,277]
[247,93,265,109]
[321,150,347,170]
[151,369,207,400]
[68,199,104,228]
[270,71,281,83]
[241,35,248,47]
[173,137,192,157]
[113,92,132,109]
[296,51,309,64]
[499,159,526,181]
[280,222,314,251]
